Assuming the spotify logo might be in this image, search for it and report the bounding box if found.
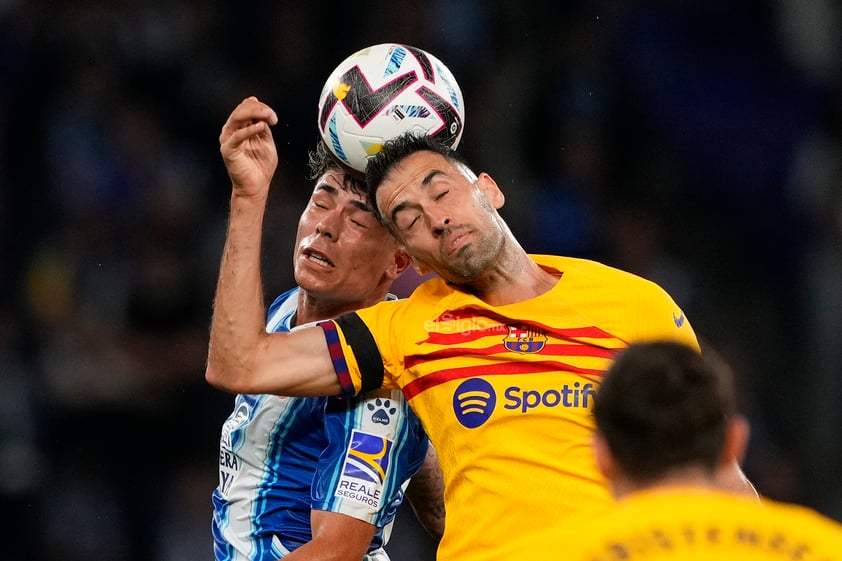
[453,378,496,428]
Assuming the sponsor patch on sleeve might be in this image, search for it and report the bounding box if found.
[334,429,392,508]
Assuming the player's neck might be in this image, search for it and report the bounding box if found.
[614,466,718,500]
[293,290,386,327]
[461,248,559,307]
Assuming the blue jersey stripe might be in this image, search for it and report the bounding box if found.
[212,288,428,560]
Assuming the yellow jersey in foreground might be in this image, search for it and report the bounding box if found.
[557,488,842,561]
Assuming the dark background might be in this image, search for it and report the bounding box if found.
[1,1,840,560]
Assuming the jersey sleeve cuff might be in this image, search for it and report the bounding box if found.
[318,320,357,398]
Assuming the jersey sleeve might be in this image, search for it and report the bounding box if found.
[317,300,404,397]
[625,278,700,351]
[310,389,428,527]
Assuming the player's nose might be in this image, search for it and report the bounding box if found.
[429,210,451,236]
[315,210,342,240]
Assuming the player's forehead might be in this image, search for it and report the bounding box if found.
[378,151,461,209]
[313,169,370,208]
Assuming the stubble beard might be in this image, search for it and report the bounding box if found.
[442,228,504,283]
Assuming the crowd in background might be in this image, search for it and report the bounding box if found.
[0,1,840,560]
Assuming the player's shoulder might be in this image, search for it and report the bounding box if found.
[401,275,453,302]
[559,491,842,561]
[534,254,627,277]
[364,276,452,315]
[267,286,299,313]
[757,496,842,533]
[707,494,842,549]
[535,254,665,292]
[266,286,299,331]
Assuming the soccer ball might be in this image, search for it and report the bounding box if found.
[317,43,465,174]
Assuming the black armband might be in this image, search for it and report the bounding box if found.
[335,313,384,393]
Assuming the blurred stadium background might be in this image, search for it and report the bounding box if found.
[0,1,840,560]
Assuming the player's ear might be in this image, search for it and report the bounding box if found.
[721,415,750,466]
[476,172,505,209]
[382,245,411,282]
[393,247,410,277]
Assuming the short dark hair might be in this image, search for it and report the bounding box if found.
[593,341,737,482]
[307,140,367,198]
[364,132,470,225]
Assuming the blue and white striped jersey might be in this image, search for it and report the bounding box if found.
[212,287,429,561]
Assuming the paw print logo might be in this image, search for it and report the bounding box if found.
[367,398,397,426]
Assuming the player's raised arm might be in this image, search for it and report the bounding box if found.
[206,97,341,397]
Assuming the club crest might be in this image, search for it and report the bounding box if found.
[503,324,547,354]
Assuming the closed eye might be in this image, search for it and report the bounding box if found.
[348,208,379,229]
[391,201,422,232]
[403,215,420,231]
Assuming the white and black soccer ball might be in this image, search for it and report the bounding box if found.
[317,43,465,173]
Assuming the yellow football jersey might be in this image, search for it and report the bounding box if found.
[557,488,842,560]
[320,255,699,561]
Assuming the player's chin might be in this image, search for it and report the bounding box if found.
[294,263,336,289]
